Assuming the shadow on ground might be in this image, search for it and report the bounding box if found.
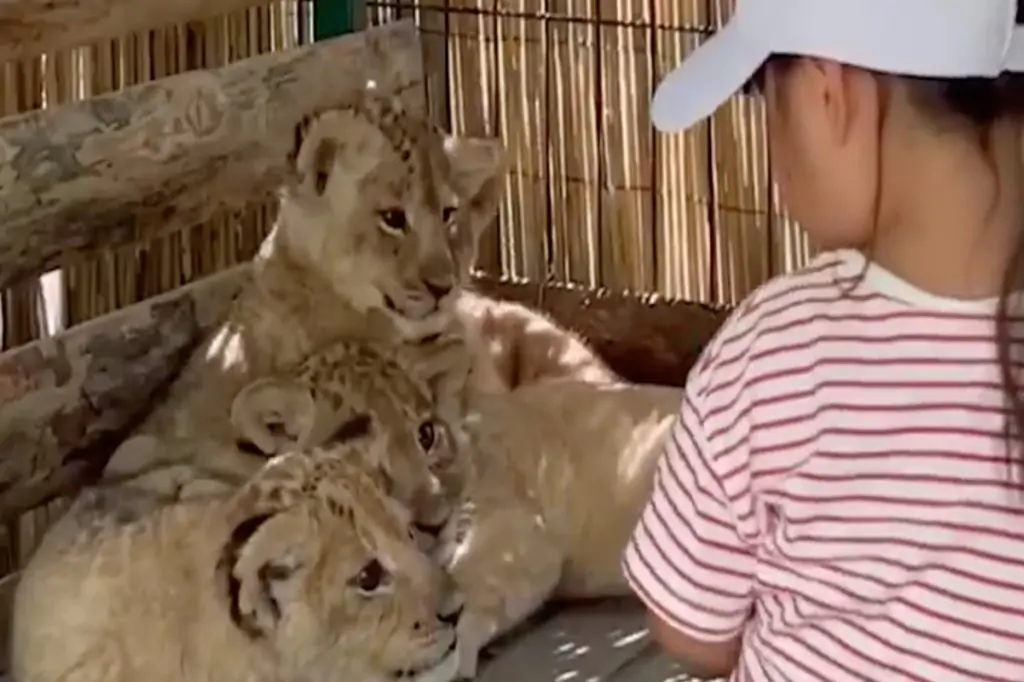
[479,598,716,682]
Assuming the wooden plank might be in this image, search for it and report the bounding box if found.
[0,0,278,64]
[0,265,729,521]
[0,19,425,289]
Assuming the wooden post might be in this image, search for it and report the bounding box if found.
[0,19,426,290]
[313,0,366,40]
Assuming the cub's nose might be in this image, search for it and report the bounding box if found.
[424,280,452,300]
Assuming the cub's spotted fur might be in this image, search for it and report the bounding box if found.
[229,338,470,545]
[429,380,682,678]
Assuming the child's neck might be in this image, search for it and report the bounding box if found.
[868,126,1023,301]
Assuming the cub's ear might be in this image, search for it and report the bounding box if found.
[232,376,373,456]
[231,377,327,455]
[288,108,387,195]
[216,510,305,640]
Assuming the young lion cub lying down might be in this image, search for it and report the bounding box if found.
[12,446,463,682]
[231,354,684,679]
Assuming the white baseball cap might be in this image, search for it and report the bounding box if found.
[652,0,1024,132]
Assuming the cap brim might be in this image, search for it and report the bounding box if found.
[651,20,769,132]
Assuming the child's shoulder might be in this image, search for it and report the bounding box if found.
[691,250,863,382]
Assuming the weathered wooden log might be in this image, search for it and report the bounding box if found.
[0,0,275,64]
[0,18,425,289]
[0,267,244,519]
[0,265,730,520]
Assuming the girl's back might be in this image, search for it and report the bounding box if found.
[626,248,1024,680]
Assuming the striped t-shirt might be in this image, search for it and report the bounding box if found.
[622,249,1024,681]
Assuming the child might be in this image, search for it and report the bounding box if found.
[622,0,1024,680]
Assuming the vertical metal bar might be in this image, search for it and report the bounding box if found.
[542,0,554,277]
[593,0,605,288]
[488,0,503,270]
[297,0,312,45]
[442,0,452,128]
[489,0,500,139]
[704,0,720,303]
[647,0,659,292]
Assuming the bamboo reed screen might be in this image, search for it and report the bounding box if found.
[0,0,814,351]
[367,0,813,303]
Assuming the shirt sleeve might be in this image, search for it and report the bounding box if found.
[622,385,756,642]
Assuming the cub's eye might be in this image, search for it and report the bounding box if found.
[378,209,408,233]
[441,206,457,223]
[417,421,436,451]
[350,559,388,593]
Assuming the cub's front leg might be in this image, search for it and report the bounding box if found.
[437,502,564,679]
[399,331,473,421]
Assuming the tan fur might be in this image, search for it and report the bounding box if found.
[100,90,614,507]
[101,92,505,500]
[454,289,621,393]
[229,339,470,541]
[12,446,464,682]
[429,380,681,677]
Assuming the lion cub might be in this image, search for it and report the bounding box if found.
[101,87,504,500]
[12,445,463,682]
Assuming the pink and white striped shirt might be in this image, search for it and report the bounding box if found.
[623,249,1024,681]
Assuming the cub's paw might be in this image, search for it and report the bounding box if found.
[452,611,499,680]
[454,638,481,681]
[406,641,461,682]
